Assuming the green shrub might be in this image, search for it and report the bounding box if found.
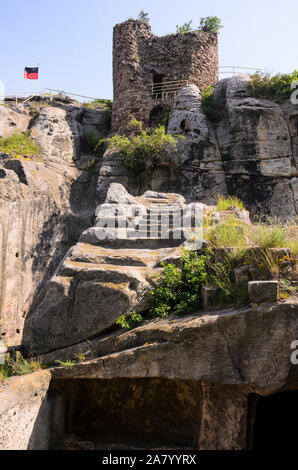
[216,195,245,211]
[249,71,298,102]
[116,311,143,329]
[150,248,248,318]
[76,351,86,362]
[285,237,298,255]
[150,250,209,317]
[198,16,223,33]
[0,131,41,158]
[176,21,193,34]
[201,85,218,121]
[84,99,112,110]
[100,118,183,173]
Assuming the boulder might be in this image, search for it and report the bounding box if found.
[248,280,279,304]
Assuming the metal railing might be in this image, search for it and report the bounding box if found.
[0,344,23,355]
[44,88,99,101]
[145,79,189,100]
[219,66,262,77]
[3,88,100,105]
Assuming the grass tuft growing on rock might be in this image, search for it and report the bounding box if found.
[0,131,41,158]
[0,354,42,382]
[206,215,247,248]
[249,222,288,249]
[216,195,245,211]
[55,359,76,368]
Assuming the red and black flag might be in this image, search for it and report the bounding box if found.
[24,67,39,80]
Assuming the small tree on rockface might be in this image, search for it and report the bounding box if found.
[138,10,150,23]
[176,21,193,34]
[198,16,223,33]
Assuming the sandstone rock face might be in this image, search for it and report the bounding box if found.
[2,298,298,451]
[1,81,298,451]
[0,103,107,343]
[0,371,51,450]
[98,76,298,220]
[0,105,31,138]
[47,299,298,392]
[213,76,297,219]
[23,185,191,355]
[172,76,297,218]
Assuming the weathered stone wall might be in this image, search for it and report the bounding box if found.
[112,20,218,133]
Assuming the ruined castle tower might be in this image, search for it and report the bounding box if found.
[112,20,218,133]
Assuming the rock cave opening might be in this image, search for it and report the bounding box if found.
[50,378,201,450]
[149,104,170,128]
[250,390,298,449]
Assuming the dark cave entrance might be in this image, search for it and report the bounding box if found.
[249,391,298,449]
[149,105,171,128]
[51,378,201,450]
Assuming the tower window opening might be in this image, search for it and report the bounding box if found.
[153,73,164,99]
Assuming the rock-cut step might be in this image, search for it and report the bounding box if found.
[79,226,186,248]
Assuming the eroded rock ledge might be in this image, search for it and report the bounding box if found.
[1,297,298,450]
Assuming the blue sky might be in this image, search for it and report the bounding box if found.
[0,0,297,100]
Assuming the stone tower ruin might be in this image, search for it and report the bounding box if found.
[112,20,219,133]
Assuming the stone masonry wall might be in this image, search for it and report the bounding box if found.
[112,20,218,133]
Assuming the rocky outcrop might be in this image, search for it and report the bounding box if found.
[167,77,298,218]
[23,185,191,355]
[0,102,108,343]
[44,299,298,393]
[0,371,51,450]
[5,297,294,451]
[98,76,298,220]
[0,78,298,451]
[0,104,31,138]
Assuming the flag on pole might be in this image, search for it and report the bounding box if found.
[24,67,39,80]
